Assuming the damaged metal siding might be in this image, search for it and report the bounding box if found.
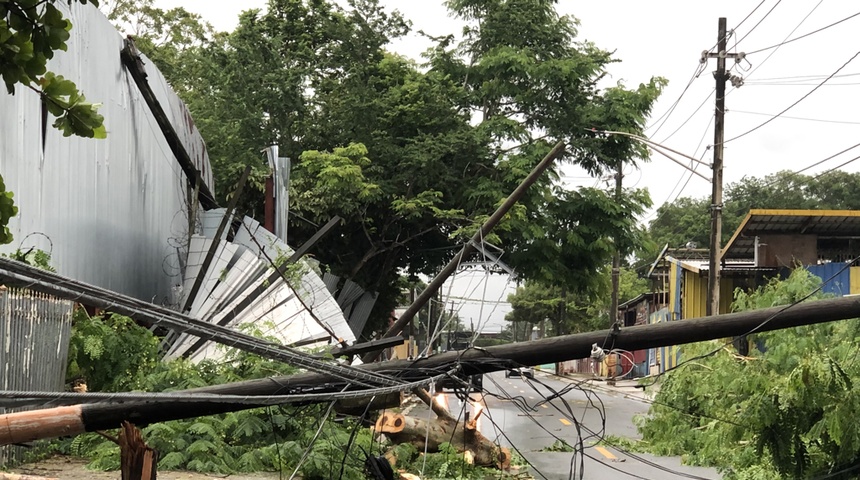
[0,2,212,304]
[163,213,356,361]
[0,288,74,465]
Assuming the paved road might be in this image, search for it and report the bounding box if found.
[435,371,721,480]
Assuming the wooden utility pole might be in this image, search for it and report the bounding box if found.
[362,141,566,363]
[119,422,157,480]
[5,293,860,444]
[706,18,730,316]
[120,38,218,210]
[610,160,623,325]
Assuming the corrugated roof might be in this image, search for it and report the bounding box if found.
[722,209,860,259]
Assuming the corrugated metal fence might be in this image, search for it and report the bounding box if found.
[0,287,74,467]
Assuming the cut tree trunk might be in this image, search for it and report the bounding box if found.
[119,421,157,480]
[375,412,510,469]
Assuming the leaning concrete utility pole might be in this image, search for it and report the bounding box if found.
[706,18,728,316]
[5,293,860,445]
[362,141,567,363]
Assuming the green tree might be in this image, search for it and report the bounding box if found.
[648,196,712,250]
[648,170,860,255]
[119,0,664,335]
[633,268,860,479]
[1,0,105,138]
[506,265,648,336]
[66,310,160,392]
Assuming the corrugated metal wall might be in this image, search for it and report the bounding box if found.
[851,266,860,295]
[807,262,852,296]
[0,3,212,304]
[681,271,737,319]
[0,288,74,466]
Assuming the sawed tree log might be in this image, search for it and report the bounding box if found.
[375,410,511,470]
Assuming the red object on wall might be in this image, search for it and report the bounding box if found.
[264,177,274,233]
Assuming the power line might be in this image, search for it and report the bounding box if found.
[645,0,767,139]
[723,49,860,144]
[658,87,714,144]
[646,63,707,138]
[756,141,860,191]
[642,116,713,224]
[811,153,860,180]
[0,257,402,389]
[726,0,823,95]
[729,109,860,125]
[0,369,455,408]
[734,0,768,32]
[733,0,783,46]
[673,115,716,202]
[745,72,860,82]
[794,142,860,176]
[747,10,860,55]
[641,255,859,387]
[742,82,860,86]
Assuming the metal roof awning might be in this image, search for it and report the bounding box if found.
[722,209,860,260]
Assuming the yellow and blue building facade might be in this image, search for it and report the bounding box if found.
[647,209,860,374]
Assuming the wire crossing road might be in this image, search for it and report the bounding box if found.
[432,372,721,480]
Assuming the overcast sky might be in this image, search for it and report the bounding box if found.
[153,0,860,332]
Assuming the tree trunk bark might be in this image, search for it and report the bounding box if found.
[375,412,510,469]
[119,422,157,480]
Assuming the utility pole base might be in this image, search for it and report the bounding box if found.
[119,421,157,480]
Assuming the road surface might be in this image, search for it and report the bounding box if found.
[433,371,721,480]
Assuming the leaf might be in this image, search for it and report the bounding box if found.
[158,451,187,470]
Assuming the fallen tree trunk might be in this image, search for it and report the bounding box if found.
[375,412,510,470]
[3,294,860,444]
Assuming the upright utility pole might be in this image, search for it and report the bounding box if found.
[610,160,623,325]
[706,18,729,316]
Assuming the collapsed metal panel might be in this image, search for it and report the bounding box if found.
[0,3,213,304]
[163,214,356,362]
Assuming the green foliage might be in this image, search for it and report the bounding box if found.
[7,247,54,271]
[648,170,860,251]
[506,266,649,336]
[1,0,106,138]
[542,439,574,452]
[0,173,17,245]
[634,268,860,479]
[114,0,663,336]
[61,314,503,478]
[66,310,160,392]
[415,442,495,480]
[647,196,711,251]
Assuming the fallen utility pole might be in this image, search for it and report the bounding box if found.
[363,140,567,363]
[4,294,860,445]
[120,38,217,210]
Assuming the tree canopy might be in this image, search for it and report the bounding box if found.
[114,0,664,334]
[505,266,648,335]
[648,170,860,254]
